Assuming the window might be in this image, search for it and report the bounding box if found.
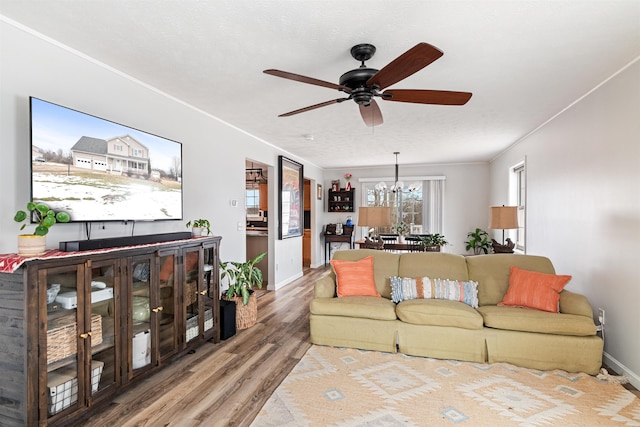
[513,164,526,251]
[361,177,445,234]
[246,188,260,215]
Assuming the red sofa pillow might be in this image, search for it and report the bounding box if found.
[330,256,380,297]
[499,265,571,312]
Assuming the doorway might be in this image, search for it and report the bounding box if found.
[245,159,269,287]
[303,178,312,267]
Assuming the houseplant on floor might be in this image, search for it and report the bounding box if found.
[465,227,493,255]
[220,251,266,330]
[186,219,211,236]
[14,201,71,256]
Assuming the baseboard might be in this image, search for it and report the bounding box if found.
[602,351,640,391]
[273,271,304,290]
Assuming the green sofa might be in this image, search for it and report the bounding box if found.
[310,249,603,375]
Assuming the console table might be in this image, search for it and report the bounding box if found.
[324,224,354,264]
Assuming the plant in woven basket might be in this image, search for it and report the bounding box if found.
[220,252,266,305]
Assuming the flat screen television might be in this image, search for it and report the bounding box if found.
[29,97,183,222]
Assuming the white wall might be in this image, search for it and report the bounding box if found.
[490,59,640,388]
[0,19,325,288]
[324,162,491,257]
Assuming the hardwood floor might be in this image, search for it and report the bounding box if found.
[88,266,327,427]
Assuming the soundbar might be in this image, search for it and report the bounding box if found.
[59,232,193,252]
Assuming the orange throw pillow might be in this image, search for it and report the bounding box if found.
[499,265,571,312]
[330,256,380,297]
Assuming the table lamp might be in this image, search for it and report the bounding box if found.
[357,207,392,239]
[489,205,518,245]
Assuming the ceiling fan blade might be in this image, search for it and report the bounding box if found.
[278,98,349,117]
[367,43,443,90]
[264,69,351,92]
[359,100,383,127]
[382,89,472,105]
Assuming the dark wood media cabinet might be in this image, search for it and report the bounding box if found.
[0,236,221,426]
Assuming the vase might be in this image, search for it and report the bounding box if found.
[17,234,46,256]
[346,181,352,190]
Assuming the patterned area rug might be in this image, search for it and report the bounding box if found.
[252,345,640,426]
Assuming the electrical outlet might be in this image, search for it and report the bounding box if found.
[598,308,605,326]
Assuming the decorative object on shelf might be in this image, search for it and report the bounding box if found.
[220,252,266,329]
[14,201,71,256]
[492,238,516,253]
[346,216,353,227]
[489,205,518,253]
[357,207,391,240]
[278,156,304,239]
[327,188,355,212]
[331,180,340,191]
[46,284,61,304]
[417,233,448,252]
[465,228,493,255]
[344,173,352,190]
[186,219,211,236]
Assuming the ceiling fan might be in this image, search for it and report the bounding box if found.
[264,43,472,127]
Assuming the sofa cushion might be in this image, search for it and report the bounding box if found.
[331,250,400,298]
[396,299,484,329]
[499,266,571,312]
[390,276,479,308]
[478,305,597,336]
[466,254,556,306]
[310,296,397,321]
[330,256,380,297]
[398,252,469,281]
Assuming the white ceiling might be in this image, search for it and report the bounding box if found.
[1,1,639,169]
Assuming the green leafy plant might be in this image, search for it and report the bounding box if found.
[186,219,211,235]
[419,233,448,247]
[393,221,410,236]
[14,202,70,235]
[465,228,492,254]
[220,252,266,305]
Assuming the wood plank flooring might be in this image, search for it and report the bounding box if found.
[87,266,327,427]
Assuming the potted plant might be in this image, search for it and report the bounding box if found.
[465,227,493,255]
[418,233,448,252]
[186,219,211,236]
[393,221,410,242]
[14,201,71,255]
[220,251,266,330]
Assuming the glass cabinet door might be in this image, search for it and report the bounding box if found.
[129,255,153,377]
[41,264,84,420]
[184,247,201,344]
[203,243,219,342]
[156,250,178,361]
[87,259,119,398]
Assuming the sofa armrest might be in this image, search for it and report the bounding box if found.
[314,275,337,298]
[559,290,594,318]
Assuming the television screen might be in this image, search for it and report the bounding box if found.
[30,97,183,222]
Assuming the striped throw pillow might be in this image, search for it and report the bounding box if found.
[390,276,479,308]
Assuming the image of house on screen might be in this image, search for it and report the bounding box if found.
[70,134,150,177]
